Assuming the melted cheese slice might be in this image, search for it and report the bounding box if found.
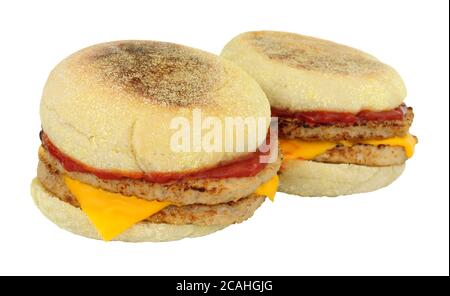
[255,175,279,201]
[64,174,280,241]
[279,134,417,160]
[64,177,171,241]
[279,139,340,160]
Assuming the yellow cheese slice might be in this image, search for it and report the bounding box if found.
[255,175,279,202]
[279,138,340,160]
[64,174,281,241]
[279,134,417,160]
[64,177,171,241]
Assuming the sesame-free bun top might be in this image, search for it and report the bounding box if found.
[41,41,270,173]
[221,31,407,113]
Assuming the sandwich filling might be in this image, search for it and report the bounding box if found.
[275,105,417,167]
[40,132,270,183]
[37,134,280,241]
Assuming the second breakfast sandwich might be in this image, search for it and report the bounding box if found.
[32,40,280,242]
[221,31,417,197]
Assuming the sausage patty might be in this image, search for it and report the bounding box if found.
[313,144,408,166]
[279,107,414,141]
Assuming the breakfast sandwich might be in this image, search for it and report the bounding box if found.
[32,41,280,241]
[221,31,416,196]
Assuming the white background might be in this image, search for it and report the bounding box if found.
[0,0,448,276]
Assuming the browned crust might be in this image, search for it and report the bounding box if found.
[278,107,414,141]
[313,144,407,166]
[82,41,225,107]
[38,146,281,206]
[246,31,382,75]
